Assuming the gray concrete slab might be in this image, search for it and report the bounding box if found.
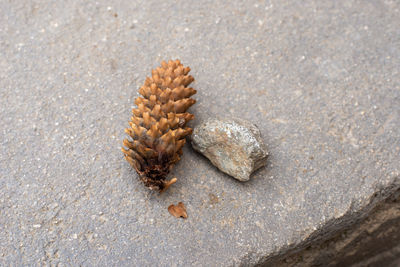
[0,0,399,266]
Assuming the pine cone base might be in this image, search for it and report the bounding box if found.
[138,163,171,190]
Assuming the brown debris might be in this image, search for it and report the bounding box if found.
[122,60,196,192]
[168,202,188,219]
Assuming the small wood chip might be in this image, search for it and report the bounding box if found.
[168,202,188,219]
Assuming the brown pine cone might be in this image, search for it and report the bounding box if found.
[122,60,196,192]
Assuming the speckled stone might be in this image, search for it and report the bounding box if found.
[191,117,268,181]
[0,0,399,266]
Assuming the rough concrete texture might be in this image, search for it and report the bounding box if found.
[191,117,268,181]
[267,190,400,266]
[0,0,399,266]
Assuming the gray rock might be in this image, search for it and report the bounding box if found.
[191,118,268,181]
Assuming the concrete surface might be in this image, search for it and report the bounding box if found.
[0,0,399,266]
[268,190,400,267]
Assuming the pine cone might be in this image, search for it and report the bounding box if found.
[122,59,196,192]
